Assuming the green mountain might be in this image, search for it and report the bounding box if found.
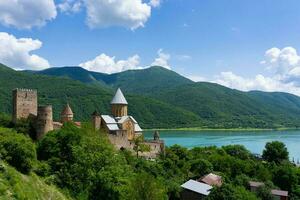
[27,65,300,128]
[30,66,193,94]
[0,64,200,128]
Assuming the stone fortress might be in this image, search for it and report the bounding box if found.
[12,88,164,158]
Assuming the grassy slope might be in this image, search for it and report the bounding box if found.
[0,64,199,128]
[0,163,69,200]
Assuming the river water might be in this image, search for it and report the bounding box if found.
[144,130,300,161]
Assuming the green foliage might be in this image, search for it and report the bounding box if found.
[222,145,251,160]
[37,123,134,199]
[26,64,300,129]
[262,141,289,163]
[190,159,213,177]
[126,172,168,200]
[206,184,258,200]
[0,163,70,200]
[0,128,36,174]
[132,135,150,158]
[256,185,275,200]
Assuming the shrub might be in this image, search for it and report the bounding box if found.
[0,128,36,174]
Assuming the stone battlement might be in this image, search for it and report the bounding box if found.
[13,88,37,92]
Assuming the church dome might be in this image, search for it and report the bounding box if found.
[61,103,73,115]
[111,88,128,105]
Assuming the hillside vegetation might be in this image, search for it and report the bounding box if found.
[0,119,300,200]
[27,64,300,129]
[0,163,69,200]
[0,64,200,128]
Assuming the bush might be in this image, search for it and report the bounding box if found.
[0,128,36,174]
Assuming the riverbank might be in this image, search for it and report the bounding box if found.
[144,127,300,132]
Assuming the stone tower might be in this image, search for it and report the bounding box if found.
[111,88,128,117]
[92,111,101,130]
[35,105,53,139]
[12,88,38,123]
[61,103,74,123]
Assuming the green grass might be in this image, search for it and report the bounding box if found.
[0,162,70,200]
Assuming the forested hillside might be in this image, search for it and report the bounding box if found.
[0,64,200,128]
[26,64,300,129]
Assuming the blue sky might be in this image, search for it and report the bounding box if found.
[1,0,300,95]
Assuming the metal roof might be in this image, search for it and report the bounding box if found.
[61,104,73,115]
[271,189,288,197]
[111,88,128,105]
[200,173,222,186]
[101,115,117,124]
[181,180,212,196]
[106,124,120,131]
[134,123,143,132]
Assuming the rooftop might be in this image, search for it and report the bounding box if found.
[181,180,212,196]
[200,173,222,187]
[61,104,73,115]
[111,88,128,105]
[271,189,288,197]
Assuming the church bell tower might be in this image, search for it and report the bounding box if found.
[111,88,128,117]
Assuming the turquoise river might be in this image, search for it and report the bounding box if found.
[144,130,300,161]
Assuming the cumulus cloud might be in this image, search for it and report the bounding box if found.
[261,47,300,76]
[0,0,57,29]
[84,0,151,30]
[151,49,171,69]
[79,53,142,74]
[210,47,300,96]
[0,32,50,70]
[58,0,83,13]
[214,71,300,96]
[149,0,161,7]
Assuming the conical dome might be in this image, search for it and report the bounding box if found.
[61,103,73,115]
[111,88,128,105]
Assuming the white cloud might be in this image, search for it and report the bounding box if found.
[0,32,50,70]
[151,49,171,69]
[58,0,83,13]
[184,46,300,96]
[261,47,300,76]
[0,0,57,29]
[84,0,151,30]
[214,71,300,96]
[187,75,206,82]
[149,0,161,7]
[79,53,142,74]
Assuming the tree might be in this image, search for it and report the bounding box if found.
[256,184,275,200]
[133,135,150,158]
[190,159,213,177]
[126,172,167,200]
[207,184,258,200]
[262,141,288,163]
[0,128,36,174]
[222,145,251,160]
[272,162,298,192]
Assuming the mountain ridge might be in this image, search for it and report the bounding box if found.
[3,63,300,128]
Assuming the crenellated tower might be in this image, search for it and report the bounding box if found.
[12,88,37,123]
